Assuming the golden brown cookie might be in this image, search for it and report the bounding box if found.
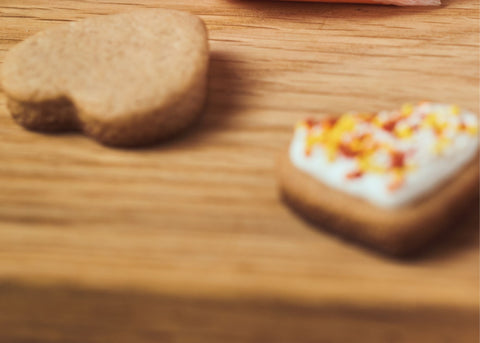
[278,103,479,256]
[1,9,209,147]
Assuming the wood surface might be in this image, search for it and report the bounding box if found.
[0,0,479,342]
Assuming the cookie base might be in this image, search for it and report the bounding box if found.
[278,151,479,256]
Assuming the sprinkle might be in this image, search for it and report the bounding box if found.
[346,170,363,179]
[422,113,448,136]
[323,117,339,128]
[305,118,317,128]
[382,119,398,132]
[401,103,414,116]
[466,126,479,135]
[295,121,305,130]
[358,155,387,174]
[338,143,358,158]
[388,174,404,192]
[432,137,452,155]
[372,117,383,127]
[458,122,479,135]
[306,135,323,149]
[423,113,437,127]
[390,151,406,169]
[359,113,376,122]
[334,115,356,132]
[327,149,336,162]
[395,125,413,139]
[451,104,461,115]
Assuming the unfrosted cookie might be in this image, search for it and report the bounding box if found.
[1,9,209,147]
[279,102,479,256]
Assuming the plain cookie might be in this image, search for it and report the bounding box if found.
[1,9,209,147]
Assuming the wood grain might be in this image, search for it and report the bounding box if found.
[0,1,478,342]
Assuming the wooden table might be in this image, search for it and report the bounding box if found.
[1,1,478,342]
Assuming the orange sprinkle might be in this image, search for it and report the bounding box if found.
[323,117,339,129]
[360,113,376,122]
[433,126,444,136]
[390,151,406,169]
[388,176,404,192]
[338,143,358,158]
[346,170,363,179]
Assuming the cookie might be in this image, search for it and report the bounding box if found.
[1,9,209,147]
[279,102,479,256]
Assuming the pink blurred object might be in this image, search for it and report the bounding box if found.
[277,0,440,6]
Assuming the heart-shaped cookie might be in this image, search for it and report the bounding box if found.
[279,102,479,256]
[1,9,209,147]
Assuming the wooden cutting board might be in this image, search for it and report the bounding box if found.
[0,1,478,342]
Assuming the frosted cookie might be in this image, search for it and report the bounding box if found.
[279,102,479,256]
[1,9,209,147]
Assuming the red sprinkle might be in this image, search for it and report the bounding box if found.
[382,119,399,132]
[390,151,405,169]
[305,118,317,128]
[338,143,358,158]
[458,122,466,131]
[346,170,363,179]
[323,117,339,128]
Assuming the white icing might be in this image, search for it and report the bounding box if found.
[289,103,479,208]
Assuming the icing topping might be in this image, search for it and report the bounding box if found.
[289,102,479,208]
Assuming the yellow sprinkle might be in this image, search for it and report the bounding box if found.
[432,137,452,155]
[380,143,393,153]
[358,155,387,174]
[335,115,356,132]
[306,135,324,148]
[393,169,404,177]
[436,122,448,134]
[401,103,414,116]
[327,152,336,162]
[326,143,337,161]
[395,126,413,139]
[423,113,437,127]
[466,126,479,135]
[450,104,461,116]
[372,117,382,127]
[422,113,448,134]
